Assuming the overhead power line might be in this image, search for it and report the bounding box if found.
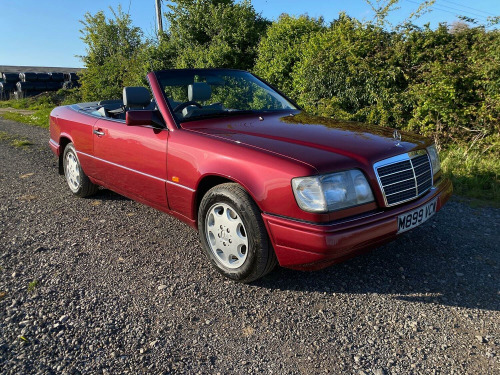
[405,0,490,22]
[435,0,492,20]
[440,0,497,17]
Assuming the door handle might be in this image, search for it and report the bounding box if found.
[93,129,105,136]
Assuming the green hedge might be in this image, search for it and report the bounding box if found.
[255,14,499,153]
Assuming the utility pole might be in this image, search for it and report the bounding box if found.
[155,0,163,35]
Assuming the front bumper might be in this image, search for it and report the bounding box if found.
[262,177,453,270]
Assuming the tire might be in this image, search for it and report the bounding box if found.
[198,183,277,283]
[62,143,98,197]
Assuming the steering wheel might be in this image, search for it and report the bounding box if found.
[173,101,202,113]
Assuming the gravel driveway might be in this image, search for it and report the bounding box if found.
[0,117,498,375]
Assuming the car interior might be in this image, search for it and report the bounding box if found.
[91,86,157,120]
[171,82,225,119]
[89,83,224,123]
[80,70,295,124]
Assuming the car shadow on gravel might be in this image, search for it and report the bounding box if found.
[92,188,131,201]
[256,203,499,312]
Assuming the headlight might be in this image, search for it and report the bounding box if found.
[292,170,374,213]
[426,144,441,175]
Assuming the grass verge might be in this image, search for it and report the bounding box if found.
[441,144,500,206]
[0,108,52,128]
[0,89,79,128]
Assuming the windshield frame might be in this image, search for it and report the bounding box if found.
[153,68,302,126]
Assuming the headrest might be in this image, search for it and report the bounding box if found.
[188,82,211,102]
[123,86,151,108]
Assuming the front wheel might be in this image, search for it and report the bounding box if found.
[198,183,277,283]
[63,143,98,197]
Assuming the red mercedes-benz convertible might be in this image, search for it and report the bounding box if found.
[49,69,452,282]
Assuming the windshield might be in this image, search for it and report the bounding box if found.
[156,69,297,122]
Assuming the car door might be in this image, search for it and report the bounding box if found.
[91,118,169,208]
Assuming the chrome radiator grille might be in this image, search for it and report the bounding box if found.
[374,150,433,206]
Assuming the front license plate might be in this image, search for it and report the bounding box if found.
[397,198,438,234]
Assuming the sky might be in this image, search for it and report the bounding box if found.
[0,0,498,68]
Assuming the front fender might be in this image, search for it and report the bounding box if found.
[166,130,322,223]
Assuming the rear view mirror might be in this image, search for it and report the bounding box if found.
[126,110,164,128]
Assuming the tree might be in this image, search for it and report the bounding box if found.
[365,0,436,29]
[160,0,269,70]
[79,7,145,100]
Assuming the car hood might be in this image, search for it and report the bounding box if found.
[182,112,431,174]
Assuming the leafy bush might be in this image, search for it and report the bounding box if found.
[254,13,499,156]
[253,14,325,95]
[290,14,402,126]
[402,25,500,149]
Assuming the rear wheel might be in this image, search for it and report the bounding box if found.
[198,183,277,283]
[63,143,98,197]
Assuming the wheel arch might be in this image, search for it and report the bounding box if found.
[194,174,261,226]
[58,136,73,175]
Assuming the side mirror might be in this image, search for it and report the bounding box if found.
[126,110,164,128]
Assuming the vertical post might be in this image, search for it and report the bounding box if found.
[155,0,163,35]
